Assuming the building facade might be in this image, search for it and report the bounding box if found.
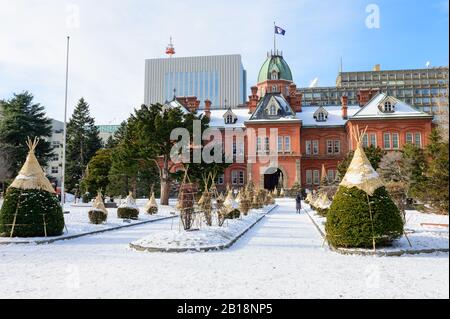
[144,54,246,108]
[298,65,448,114]
[160,52,435,192]
[45,119,64,186]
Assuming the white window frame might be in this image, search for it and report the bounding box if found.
[256,137,262,152]
[306,140,311,155]
[362,134,369,148]
[327,169,335,183]
[383,133,391,149]
[334,140,340,154]
[406,132,413,144]
[392,133,399,149]
[284,136,291,152]
[51,166,59,174]
[278,136,283,153]
[370,133,377,147]
[414,133,422,147]
[265,137,270,152]
[313,170,320,185]
[312,140,319,155]
[327,140,333,154]
[217,174,224,185]
[306,170,312,185]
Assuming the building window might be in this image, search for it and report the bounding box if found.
[256,137,261,152]
[51,166,59,174]
[334,140,340,154]
[312,140,319,155]
[383,133,391,149]
[327,140,333,154]
[317,112,326,122]
[327,169,335,183]
[306,170,312,185]
[217,174,224,185]
[265,137,270,152]
[225,114,234,124]
[306,140,311,155]
[268,104,277,116]
[272,85,277,92]
[271,71,278,80]
[313,170,320,185]
[284,136,291,152]
[406,132,413,144]
[232,141,237,155]
[414,133,422,147]
[232,170,244,185]
[52,141,60,148]
[370,133,377,147]
[392,133,399,149]
[51,154,59,161]
[384,101,394,112]
[278,136,283,152]
[362,134,369,148]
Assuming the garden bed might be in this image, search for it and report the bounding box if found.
[303,202,449,256]
[0,199,178,245]
[130,204,278,253]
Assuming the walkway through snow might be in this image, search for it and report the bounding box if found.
[0,198,448,298]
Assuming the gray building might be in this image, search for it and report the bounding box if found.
[298,65,449,113]
[144,54,246,108]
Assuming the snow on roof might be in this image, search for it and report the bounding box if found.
[352,92,431,119]
[298,105,359,127]
[202,108,251,128]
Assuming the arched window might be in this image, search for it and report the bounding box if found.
[225,114,234,124]
[271,71,278,80]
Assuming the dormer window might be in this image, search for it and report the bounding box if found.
[225,114,234,124]
[223,109,237,124]
[269,104,277,116]
[384,101,393,112]
[317,112,326,121]
[271,71,278,80]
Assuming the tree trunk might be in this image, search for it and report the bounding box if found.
[160,157,170,205]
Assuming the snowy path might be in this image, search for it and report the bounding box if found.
[0,198,448,299]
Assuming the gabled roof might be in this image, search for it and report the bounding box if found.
[299,105,360,127]
[223,108,238,124]
[249,93,296,121]
[352,92,432,119]
[201,108,251,128]
[162,98,190,114]
[313,106,329,120]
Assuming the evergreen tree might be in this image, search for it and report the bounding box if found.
[401,143,427,199]
[0,92,53,176]
[65,98,102,193]
[80,149,112,195]
[337,145,385,179]
[423,129,449,214]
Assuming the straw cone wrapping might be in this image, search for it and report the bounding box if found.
[144,192,158,214]
[9,138,55,194]
[224,190,239,212]
[340,145,384,196]
[91,193,108,215]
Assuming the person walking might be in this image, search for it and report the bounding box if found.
[295,192,302,214]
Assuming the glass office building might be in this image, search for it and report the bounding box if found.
[145,54,246,108]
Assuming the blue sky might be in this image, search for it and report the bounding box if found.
[0,0,448,124]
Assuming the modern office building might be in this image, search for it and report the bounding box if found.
[45,119,64,186]
[97,125,120,143]
[298,65,449,113]
[144,54,247,108]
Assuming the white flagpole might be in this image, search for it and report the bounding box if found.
[273,21,276,53]
[61,36,70,207]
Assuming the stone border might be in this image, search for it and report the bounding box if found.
[303,207,449,257]
[130,205,279,253]
[0,215,177,245]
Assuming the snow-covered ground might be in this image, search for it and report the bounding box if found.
[131,205,275,252]
[305,203,449,253]
[0,199,177,243]
[0,198,448,298]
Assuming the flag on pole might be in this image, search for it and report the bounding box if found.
[274,25,286,35]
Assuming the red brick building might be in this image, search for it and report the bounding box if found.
[165,51,434,191]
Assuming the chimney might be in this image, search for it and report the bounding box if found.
[288,83,302,112]
[248,86,259,114]
[204,99,211,118]
[341,95,348,119]
[357,88,379,106]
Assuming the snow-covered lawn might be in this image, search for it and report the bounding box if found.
[305,202,449,254]
[0,198,448,298]
[0,199,177,244]
[131,205,276,252]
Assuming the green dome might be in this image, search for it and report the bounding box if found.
[257,53,293,83]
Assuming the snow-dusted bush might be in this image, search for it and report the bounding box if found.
[117,193,139,219]
[325,186,403,248]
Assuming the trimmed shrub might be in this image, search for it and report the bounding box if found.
[226,209,241,219]
[88,210,107,224]
[146,206,158,215]
[325,186,403,248]
[0,188,65,237]
[117,207,139,220]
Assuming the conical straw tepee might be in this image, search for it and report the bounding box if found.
[9,137,55,194]
[340,126,384,196]
[92,191,108,215]
[144,192,158,211]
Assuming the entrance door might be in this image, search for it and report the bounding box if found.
[264,168,283,191]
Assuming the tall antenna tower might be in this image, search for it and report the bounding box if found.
[166,36,175,58]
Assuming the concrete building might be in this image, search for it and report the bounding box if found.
[298,65,448,114]
[144,54,246,108]
[45,119,64,186]
[97,125,120,143]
